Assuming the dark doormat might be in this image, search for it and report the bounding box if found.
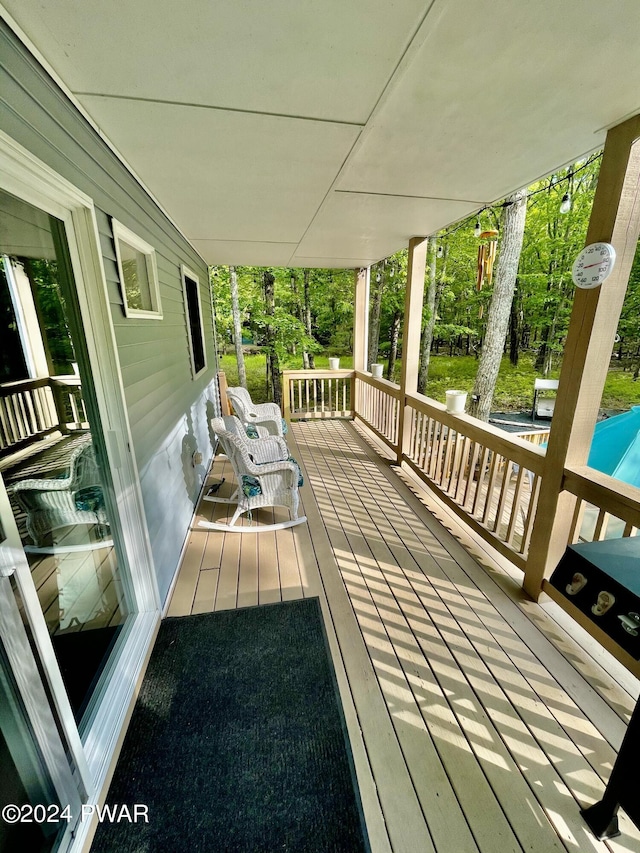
[91,598,370,853]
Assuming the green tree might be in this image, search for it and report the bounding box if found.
[518,156,601,375]
[616,242,640,377]
[418,236,437,393]
[469,189,528,421]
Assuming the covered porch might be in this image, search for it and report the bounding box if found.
[169,416,640,852]
[2,5,640,851]
[166,113,640,851]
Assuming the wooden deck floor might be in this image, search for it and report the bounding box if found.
[168,419,640,853]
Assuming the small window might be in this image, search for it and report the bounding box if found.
[112,220,162,319]
[181,266,207,378]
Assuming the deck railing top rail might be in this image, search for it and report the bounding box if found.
[355,370,403,398]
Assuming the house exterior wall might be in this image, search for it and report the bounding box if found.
[1,20,218,602]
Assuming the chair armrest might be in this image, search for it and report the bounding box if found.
[254,402,282,419]
[8,474,73,493]
[249,436,289,463]
[246,458,298,478]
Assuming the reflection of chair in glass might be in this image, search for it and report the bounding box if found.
[199,415,306,532]
[226,386,286,436]
[7,433,111,552]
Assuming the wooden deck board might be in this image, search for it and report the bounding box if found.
[167,419,640,853]
[318,471,565,852]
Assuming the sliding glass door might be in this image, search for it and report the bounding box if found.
[0,131,162,853]
[0,518,82,853]
[0,189,134,726]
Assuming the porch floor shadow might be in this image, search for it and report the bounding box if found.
[168,418,640,853]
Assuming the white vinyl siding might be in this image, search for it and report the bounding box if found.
[1,20,219,602]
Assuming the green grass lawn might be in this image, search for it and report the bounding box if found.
[219,351,640,412]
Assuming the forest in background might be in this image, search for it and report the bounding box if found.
[211,153,640,413]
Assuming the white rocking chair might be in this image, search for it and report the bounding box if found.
[226,386,286,436]
[7,433,112,554]
[199,415,306,533]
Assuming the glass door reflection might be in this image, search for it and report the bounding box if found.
[0,189,132,725]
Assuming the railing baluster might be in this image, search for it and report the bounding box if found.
[471,446,489,517]
[412,411,421,463]
[453,436,471,503]
[506,465,526,546]
[463,441,480,509]
[568,499,585,543]
[592,509,610,541]
[482,452,500,526]
[493,457,515,536]
[425,417,436,471]
[520,475,540,554]
[0,399,12,448]
[430,421,443,481]
[445,429,460,494]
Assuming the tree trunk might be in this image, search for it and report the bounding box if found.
[534,285,560,377]
[229,266,247,388]
[509,291,521,367]
[368,270,383,368]
[303,269,315,369]
[289,272,299,356]
[386,309,401,381]
[263,270,282,405]
[469,189,528,420]
[418,236,437,395]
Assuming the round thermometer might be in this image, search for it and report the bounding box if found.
[571,242,616,289]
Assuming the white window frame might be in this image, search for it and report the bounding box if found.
[181,264,207,379]
[112,219,162,319]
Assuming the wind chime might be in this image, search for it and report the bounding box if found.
[475,229,499,317]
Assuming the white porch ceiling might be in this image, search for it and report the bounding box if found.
[3,0,640,268]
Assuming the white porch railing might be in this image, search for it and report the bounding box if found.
[282,368,640,568]
[0,377,58,452]
[402,391,546,569]
[355,372,401,448]
[0,376,88,456]
[563,465,640,543]
[282,370,354,421]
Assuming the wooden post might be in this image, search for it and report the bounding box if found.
[217,370,230,416]
[397,237,428,464]
[353,266,370,417]
[282,370,292,423]
[353,267,370,372]
[524,116,640,600]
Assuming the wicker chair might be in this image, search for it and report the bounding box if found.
[200,415,305,532]
[7,433,109,550]
[226,386,286,437]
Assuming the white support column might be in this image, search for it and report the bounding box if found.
[352,266,370,419]
[353,266,370,372]
[397,237,428,464]
[3,256,49,377]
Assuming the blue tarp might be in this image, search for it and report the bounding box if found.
[587,405,640,489]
